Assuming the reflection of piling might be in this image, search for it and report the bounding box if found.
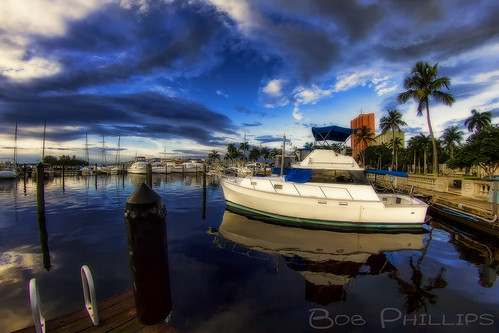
[36,162,51,271]
[124,183,172,325]
[202,163,206,219]
[95,163,98,189]
[146,163,152,188]
[62,164,65,192]
[23,164,27,195]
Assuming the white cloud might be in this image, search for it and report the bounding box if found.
[291,85,333,121]
[334,69,396,96]
[334,70,375,91]
[262,79,285,97]
[216,89,229,98]
[0,0,108,81]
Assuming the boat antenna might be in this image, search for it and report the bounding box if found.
[280,134,286,177]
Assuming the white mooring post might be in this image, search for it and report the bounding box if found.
[29,278,45,333]
[81,265,99,325]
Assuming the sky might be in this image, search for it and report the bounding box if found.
[1,0,498,163]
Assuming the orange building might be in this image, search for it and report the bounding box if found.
[350,113,375,158]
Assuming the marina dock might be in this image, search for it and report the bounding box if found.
[14,290,177,333]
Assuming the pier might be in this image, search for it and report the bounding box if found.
[14,290,177,333]
[370,173,499,240]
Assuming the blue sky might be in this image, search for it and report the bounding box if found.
[1,0,498,163]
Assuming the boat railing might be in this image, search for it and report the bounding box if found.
[259,177,355,200]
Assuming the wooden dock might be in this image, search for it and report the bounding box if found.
[14,290,177,333]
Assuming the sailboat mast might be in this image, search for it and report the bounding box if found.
[115,135,121,164]
[14,122,18,164]
[102,135,106,165]
[42,120,46,163]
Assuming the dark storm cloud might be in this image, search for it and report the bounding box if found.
[254,135,288,144]
[242,122,262,127]
[0,92,236,144]
[376,2,499,63]
[0,0,230,95]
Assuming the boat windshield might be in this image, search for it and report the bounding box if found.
[309,170,369,185]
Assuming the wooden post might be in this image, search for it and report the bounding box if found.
[146,163,152,187]
[202,163,206,219]
[36,162,51,270]
[493,181,498,216]
[124,183,171,325]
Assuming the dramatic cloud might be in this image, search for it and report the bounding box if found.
[0,0,498,160]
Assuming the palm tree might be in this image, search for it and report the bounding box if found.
[226,143,238,165]
[388,137,404,170]
[260,147,271,173]
[208,150,220,164]
[407,133,432,173]
[354,125,375,167]
[304,142,314,148]
[248,146,261,162]
[464,109,492,133]
[397,61,455,175]
[440,126,463,159]
[239,140,249,162]
[380,109,407,169]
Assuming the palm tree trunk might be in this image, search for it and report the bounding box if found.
[426,102,438,175]
[392,129,396,170]
[424,149,427,174]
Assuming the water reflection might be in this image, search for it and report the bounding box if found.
[215,209,426,305]
[436,221,499,288]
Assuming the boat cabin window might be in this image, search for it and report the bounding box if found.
[309,170,369,185]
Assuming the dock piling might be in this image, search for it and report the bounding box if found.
[124,183,172,325]
[146,163,152,187]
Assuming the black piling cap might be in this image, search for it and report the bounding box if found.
[126,182,163,211]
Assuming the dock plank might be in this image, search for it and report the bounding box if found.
[13,290,177,333]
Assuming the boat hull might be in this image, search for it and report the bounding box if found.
[221,178,427,231]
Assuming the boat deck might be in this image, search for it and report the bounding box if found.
[14,290,177,333]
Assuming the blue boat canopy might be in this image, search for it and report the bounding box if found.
[365,169,409,178]
[285,169,312,183]
[312,125,355,142]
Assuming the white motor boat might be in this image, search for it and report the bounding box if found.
[170,161,201,173]
[221,127,428,231]
[128,156,148,174]
[0,162,18,179]
[151,160,173,174]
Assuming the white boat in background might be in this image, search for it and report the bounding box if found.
[151,160,173,174]
[80,165,94,175]
[170,161,201,173]
[1,123,19,179]
[221,126,428,231]
[128,156,148,174]
[0,162,18,179]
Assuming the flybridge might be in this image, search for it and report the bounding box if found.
[312,125,356,143]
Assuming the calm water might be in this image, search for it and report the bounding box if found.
[0,174,498,333]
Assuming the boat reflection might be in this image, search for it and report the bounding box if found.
[216,209,425,305]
